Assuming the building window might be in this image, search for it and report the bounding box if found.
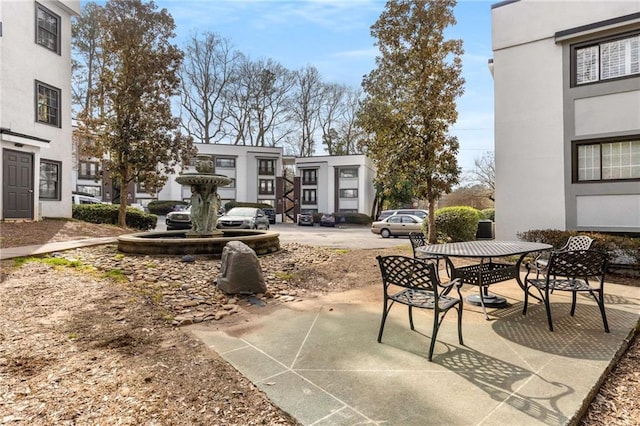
[340,168,358,178]
[78,161,100,179]
[76,185,101,197]
[259,179,274,195]
[36,81,60,127]
[576,138,640,181]
[216,157,235,168]
[40,159,61,200]
[302,169,317,185]
[302,189,317,204]
[259,159,275,175]
[36,3,60,54]
[573,32,640,86]
[340,189,358,198]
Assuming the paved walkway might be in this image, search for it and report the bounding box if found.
[2,235,639,425]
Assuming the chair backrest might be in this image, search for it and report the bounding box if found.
[563,235,594,251]
[377,255,439,292]
[547,249,608,279]
[408,232,426,256]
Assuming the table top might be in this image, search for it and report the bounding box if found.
[416,240,552,258]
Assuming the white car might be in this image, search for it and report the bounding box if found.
[217,207,270,230]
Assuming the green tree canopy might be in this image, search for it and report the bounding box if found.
[76,0,194,226]
[357,0,464,243]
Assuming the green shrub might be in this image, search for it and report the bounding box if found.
[333,212,372,225]
[432,206,481,242]
[518,229,639,267]
[147,200,187,215]
[72,204,157,231]
[480,208,495,221]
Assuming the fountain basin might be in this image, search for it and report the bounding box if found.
[117,230,280,256]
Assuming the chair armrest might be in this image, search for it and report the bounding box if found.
[438,278,462,289]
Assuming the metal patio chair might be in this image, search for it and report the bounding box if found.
[408,232,450,281]
[523,249,609,332]
[376,255,464,361]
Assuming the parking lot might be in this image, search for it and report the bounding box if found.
[155,217,407,250]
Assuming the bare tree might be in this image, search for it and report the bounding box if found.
[72,1,106,116]
[291,65,324,157]
[180,31,240,144]
[471,151,495,201]
[318,83,347,155]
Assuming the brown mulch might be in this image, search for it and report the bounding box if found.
[0,219,638,425]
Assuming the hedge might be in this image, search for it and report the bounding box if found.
[432,206,481,242]
[517,229,639,269]
[147,200,188,215]
[72,204,157,231]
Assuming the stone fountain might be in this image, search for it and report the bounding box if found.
[117,154,280,256]
[176,155,230,238]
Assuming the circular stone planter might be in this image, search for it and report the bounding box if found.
[117,230,280,256]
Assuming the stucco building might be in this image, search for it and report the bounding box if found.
[1,1,80,220]
[491,0,639,239]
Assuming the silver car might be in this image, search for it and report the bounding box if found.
[371,214,424,238]
[217,207,270,230]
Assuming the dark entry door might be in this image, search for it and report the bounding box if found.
[2,149,34,219]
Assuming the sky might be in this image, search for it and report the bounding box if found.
[152,0,496,176]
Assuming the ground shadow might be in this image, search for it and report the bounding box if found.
[491,302,638,359]
[436,343,573,426]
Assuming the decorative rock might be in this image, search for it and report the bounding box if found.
[181,255,196,263]
[216,241,267,295]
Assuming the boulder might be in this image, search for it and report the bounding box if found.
[216,241,267,294]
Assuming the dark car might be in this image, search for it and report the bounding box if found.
[166,206,192,230]
[319,213,336,227]
[262,207,276,224]
[297,212,314,226]
[217,207,270,230]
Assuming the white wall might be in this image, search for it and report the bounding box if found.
[0,0,80,219]
[492,0,640,239]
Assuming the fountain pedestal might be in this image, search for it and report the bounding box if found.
[175,155,231,238]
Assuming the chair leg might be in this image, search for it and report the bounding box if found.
[544,288,554,332]
[428,310,440,362]
[457,304,464,346]
[408,306,415,330]
[523,283,530,315]
[570,291,578,316]
[378,301,390,343]
[594,289,609,333]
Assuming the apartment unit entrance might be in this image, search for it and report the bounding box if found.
[2,149,34,219]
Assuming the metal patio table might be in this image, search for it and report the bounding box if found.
[417,240,552,319]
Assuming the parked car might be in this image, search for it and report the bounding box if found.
[297,212,314,226]
[377,209,428,221]
[371,214,424,238]
[319,213,336,227]
[217,207,270,230]
[72,192,104,205]
[166,205,192,230]
[262,207,276,224]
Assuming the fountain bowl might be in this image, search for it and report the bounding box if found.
[117,230,280,256]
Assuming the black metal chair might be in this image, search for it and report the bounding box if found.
[532,235,594,275]
[408,232,450,280]
[523,249,609,332]
[376,255,464,361]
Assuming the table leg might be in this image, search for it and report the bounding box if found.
[465,258,508,320]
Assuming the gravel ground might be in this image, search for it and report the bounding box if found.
[0,219,638,425]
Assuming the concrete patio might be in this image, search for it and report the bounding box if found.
[188,278,639,425]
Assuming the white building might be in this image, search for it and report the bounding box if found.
[1,0,80,220]
[154,145,377,222]
[491,0,640,239]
